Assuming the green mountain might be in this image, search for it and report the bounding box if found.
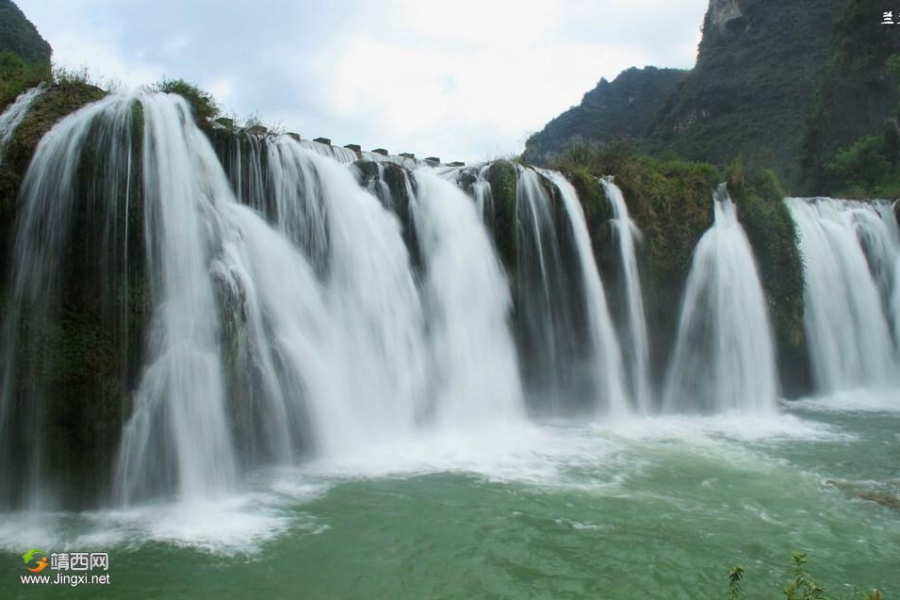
[0,0,50,65]
[522,67,689,164]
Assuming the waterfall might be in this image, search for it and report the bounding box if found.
[663,186,778,414]
[600,178,652,413]
[6,84,817,511]
[543,171,627,416]
[0,90,439,508]
[116,94,242,503]
[442,164,627,415]
[228,132,267,212]
[512,167,598,412]
[289,143,429,452]
[786,197,900,393]
[0,85,45,166]
[411,171,524,426]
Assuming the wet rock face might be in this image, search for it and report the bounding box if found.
[708,0,746,37]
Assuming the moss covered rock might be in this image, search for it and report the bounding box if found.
[486,160,518,276]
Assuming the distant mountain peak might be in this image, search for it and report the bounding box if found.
[522,66,689,164]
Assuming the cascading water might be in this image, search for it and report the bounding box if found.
[439,164,627,415]
[786,197,900,393]
[300,139,359,164]
[224,131,267,212]
[292,144,430,451]
[663,186,778,414]
[0,85,45,166]
[3,88,549,509]
[122,117,434,498]
[600,178,652,413]
[116,94,242,504]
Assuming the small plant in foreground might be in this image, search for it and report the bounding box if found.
[726,553,883,600]
[729,566,745,600]
[784,553,828,600]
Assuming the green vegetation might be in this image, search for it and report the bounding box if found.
[800,0,900,195]
[648,0,844,188]
[727,553,883,600]
[150,77,221,123]
[0,81,146,506]
[241,111,285,136]
[527,0,900,196]
[729,566,745,600]
[802,40,900,198]
[0,50,49,106]
[821,133,900,198]
[150,78,287,136]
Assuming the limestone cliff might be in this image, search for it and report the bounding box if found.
[646,0,845,187]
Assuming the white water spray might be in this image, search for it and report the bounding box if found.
[0,85,44,166]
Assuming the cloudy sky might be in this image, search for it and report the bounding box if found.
[18,0,708,162]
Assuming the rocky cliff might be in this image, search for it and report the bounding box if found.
[529,0,854,190]
[646,0,845,187]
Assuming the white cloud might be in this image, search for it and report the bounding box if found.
[16,0,707,161]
